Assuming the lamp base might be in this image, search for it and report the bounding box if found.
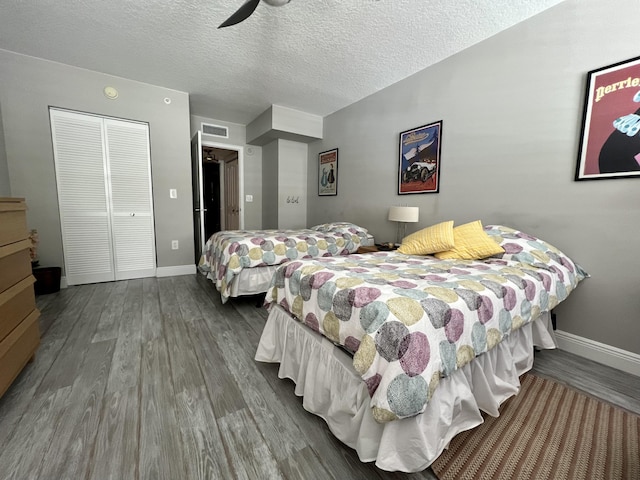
[396,222,407,246]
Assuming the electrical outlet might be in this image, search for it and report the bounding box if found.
[171,240,179,250]
[169,189,177,199]
[246,194,253,202]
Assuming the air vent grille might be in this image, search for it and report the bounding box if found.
[201,123,229,138]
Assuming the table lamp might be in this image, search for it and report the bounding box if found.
[388,206,419,245]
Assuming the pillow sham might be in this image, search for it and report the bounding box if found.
[483,224,589,279]
[310,222,370,244]
[397,221,455,255]
[434,220,504,260]
[310,222,368,235]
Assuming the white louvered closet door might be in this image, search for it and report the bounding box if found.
[104,119,156,280]
[50,109,156,285]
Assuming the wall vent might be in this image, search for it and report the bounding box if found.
[201,123,229,138]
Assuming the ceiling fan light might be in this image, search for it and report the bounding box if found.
[263,0,290,6]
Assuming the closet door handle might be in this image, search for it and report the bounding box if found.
[130,213,136,217]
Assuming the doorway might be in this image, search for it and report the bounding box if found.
[202,145,241,236]
[190,133,244,264]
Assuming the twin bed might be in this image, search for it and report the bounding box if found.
[200,223,587,472]
[198,222,372,302]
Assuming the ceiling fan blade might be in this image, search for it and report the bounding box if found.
[218,0,261,28]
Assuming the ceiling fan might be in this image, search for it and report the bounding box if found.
[218,0,291,29]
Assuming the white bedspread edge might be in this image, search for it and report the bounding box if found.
[255,305,557,473]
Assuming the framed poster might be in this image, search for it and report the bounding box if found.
[318,148,338,196]
[576,55,640,180]
[398,121,442,194]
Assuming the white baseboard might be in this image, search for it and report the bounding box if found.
[555,330,640,377]
[155,265,197,277]
[60,266,196,287]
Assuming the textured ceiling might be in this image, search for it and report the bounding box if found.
[0,0,564,125]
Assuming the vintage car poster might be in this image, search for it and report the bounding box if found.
[398,121,442,194]
[318,148,338,196]
[576,55,640,180]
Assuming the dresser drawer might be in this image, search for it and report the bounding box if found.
[0,240,32,293]
[0,199,28,247]
[0,276,37,343]
[0,309,40,398]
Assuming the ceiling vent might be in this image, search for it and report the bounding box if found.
[201,123,229,138]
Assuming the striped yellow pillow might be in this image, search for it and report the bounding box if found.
[434,220,504,260]
[397,221,455,255]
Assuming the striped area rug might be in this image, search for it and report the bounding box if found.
[431,373,640,480]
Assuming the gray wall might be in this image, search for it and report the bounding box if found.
[277,139,307,229]
[307,0,640,355]
[190,114,262,230]
[0,102,10,196]
[0,49,194,271]
[262,140,279,228]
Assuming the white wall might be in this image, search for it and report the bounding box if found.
[307,0,640,355]
[190,114,262,230]
[0,49,194,271]
[0,101,10,196]
[277,139,307,229]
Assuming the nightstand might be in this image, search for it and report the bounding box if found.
[357,245,379,254]
[357,244,398,254]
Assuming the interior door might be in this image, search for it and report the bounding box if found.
[190,131,205,264]
[203,162,221,238]
[224,158,239,230]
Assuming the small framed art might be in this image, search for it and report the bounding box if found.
[318,148,338,196]
[576,55,640,180]
[398,121,442,194]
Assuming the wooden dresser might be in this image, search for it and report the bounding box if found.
[0,197,40,398]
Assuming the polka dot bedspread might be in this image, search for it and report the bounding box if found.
[265,225,588,423]
[199,224,369,303]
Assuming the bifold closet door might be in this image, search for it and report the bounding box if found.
[50,109,156,285]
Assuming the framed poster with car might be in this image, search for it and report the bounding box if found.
[318,148,338,196]
[576,55,640,180]
[398,121,442,194]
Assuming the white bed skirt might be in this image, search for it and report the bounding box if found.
[228,265,279,297]
[255,305,557,473]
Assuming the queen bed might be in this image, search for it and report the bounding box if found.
[255,223,587,472]
[198,222,372,302]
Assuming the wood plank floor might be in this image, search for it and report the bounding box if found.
[0,275,638,480]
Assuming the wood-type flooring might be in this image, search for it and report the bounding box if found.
[0,275,638,480]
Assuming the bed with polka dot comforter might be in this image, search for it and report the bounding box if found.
[198,223,370,303]
[264,225,588,423]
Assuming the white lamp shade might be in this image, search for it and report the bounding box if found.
[388,206,419,223]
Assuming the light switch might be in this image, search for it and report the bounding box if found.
[245,194,253,202]
[170,189,177,199]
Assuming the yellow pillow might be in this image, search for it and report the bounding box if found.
[434,220,504,260]
[397,221,455,255]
